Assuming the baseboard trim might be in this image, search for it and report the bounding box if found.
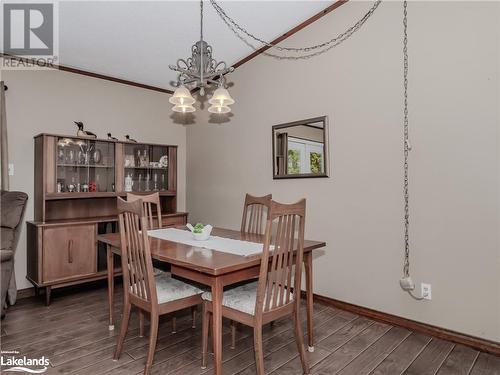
[307,292,500,356]
[16,287,36,300]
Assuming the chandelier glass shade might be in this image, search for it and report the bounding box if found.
[208,104,231,114]
[172,104,196,113]
[208,87,235,106]
[169,0,234,114]
[169,86,196,106]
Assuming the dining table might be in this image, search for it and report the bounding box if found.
[97,227,326,375]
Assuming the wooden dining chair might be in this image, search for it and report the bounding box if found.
[241,193,272,235]
[226,193,273,348]
[126,192,162,229]
[113,198,203,374]
[107,192,191,336]
[202,199,309,375]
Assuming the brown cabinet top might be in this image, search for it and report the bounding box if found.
[34,133,179,147]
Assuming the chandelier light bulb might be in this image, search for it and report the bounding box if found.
[169,86,195,106]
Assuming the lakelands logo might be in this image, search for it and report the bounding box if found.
[1,351,49,373]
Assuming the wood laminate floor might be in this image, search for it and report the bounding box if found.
[1,284,499,375]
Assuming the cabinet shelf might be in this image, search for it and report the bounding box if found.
[57,164,114,168]
[45,192,117,200]
[124,166,167,170]
[45,191,177,200]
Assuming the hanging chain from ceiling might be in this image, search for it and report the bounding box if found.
[209,0,382,60]
[402,0,410,281]
[401,0,425,301]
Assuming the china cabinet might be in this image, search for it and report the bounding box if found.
[27,134,187,304]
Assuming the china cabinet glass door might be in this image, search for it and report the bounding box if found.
[123,144,169,193]
[56,137,115,193]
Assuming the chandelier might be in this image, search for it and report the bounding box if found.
[169,0,235,114]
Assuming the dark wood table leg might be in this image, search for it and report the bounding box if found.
[107,244,115,330]
[211,278,223,375]
[304,252,314,352]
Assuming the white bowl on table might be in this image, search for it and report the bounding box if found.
[192,231,211,241]
[187,224,213,241]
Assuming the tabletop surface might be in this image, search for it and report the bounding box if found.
[98,227,326,276]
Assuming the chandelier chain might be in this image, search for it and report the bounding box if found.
[403,0,410,279]
[209,0,382,60]
[200,0,204,41]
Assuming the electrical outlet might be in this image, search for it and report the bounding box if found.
[421,283,432,300]
[8,163,14,176]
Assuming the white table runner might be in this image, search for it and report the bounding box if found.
[148,228,264,257]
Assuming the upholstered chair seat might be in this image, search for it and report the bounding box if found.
[152,273,203,304]
[201,281,294,315]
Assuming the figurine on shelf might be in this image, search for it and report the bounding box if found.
[107,133,118,141]
[125,135,137,142]
[125,173,133,192]
[74,121,97,138]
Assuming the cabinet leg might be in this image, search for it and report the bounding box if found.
[45,286,51,306]
[34,287,40,297]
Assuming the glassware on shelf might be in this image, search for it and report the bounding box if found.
[57,147,65,163]
[141,149,149,167]
[145,173,150,191]
[68,177,76,192]
[135,149,141,167]
[153,173,158,191]
[138,173,142,192]
[66,149,75,164]
[55,137,115,194]
[161,174,166,191]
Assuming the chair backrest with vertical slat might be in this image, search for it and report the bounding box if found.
[255,199,306,315]
[241,194,272,235]
[117,197,157,305]
[127,192,162,229]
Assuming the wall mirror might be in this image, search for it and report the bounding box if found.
[272,116,329,179]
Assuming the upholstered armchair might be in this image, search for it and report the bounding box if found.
[1,191,28,318]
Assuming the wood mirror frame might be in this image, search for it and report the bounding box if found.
[272,116,329,179]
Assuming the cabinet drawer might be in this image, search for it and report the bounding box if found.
[163,215,186,228]
[42,224,97,283]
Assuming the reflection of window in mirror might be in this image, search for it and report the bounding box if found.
[273,116,329,179]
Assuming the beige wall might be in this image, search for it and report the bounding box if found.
[186,1,500,341]
[1,66,186,290]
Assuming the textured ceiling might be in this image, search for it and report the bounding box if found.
[54,1,332,89]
